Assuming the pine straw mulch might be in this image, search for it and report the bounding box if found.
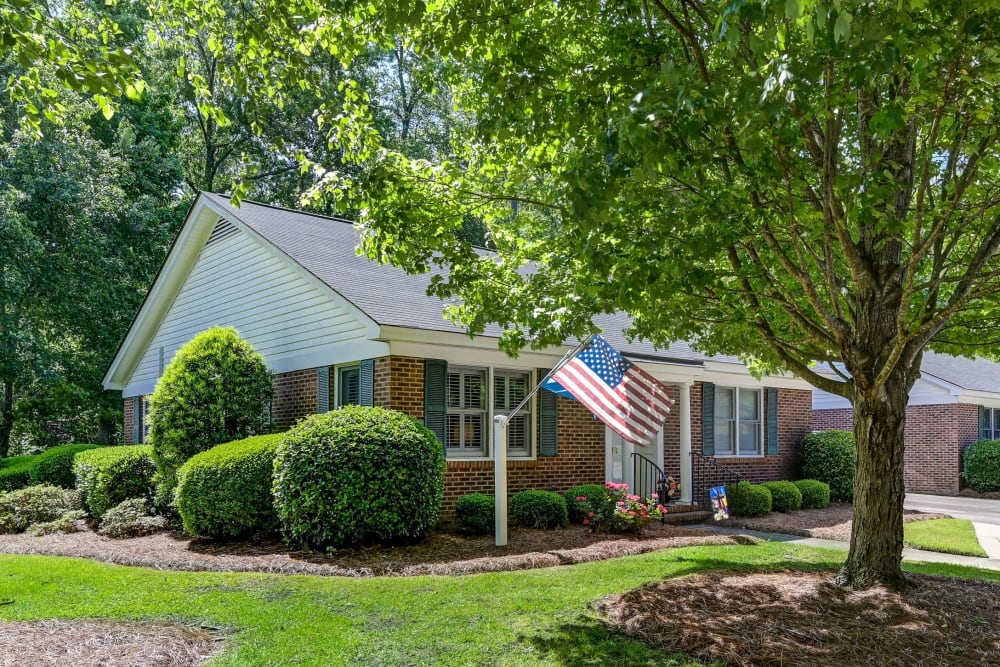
[959,488,1000,500]
[718,503,949,541]
[0,619,225,667]
[0,521,751,577]
[598,570,1000,667]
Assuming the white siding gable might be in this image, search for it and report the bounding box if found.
[123,219,379,397]
[813,375,959,411]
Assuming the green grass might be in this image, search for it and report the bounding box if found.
[904,518,988,557]
[1,542,998,665]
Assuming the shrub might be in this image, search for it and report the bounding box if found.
[98,498,169,538]
[273,407,445,548]
[794,479,831,509]
[26,511,86,536]
[73,445,157,519]
[799,430,855,502]
[509,490,568,529]
[563,484,612,525]
[29,444,101,488]
[0,485,83,533]
[454,493,495,534]
[175,434,283,538]
[963,439,1000,492]
[147,327,272,506]
[761,481,802,512]
[0,455,35,492]
[727,481,772,517]
[588,482,666,534]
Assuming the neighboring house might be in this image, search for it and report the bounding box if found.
[103,193,814,511]
[813,352,1000,496]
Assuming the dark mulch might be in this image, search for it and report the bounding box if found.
[598,570,1000,667]
[0,619,224,667]
[719,503,948,541]
[960,488,1000,500]
[0,521,748,576]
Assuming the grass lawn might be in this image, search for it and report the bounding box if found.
[904,518,988,557]
[2,542,999,666]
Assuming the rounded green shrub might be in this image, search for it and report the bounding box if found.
[799,430,855,502]
[454,493,495,534]
[963,439,1000,492]
[761,481,802,512]
[794,479,831,509]
[510,490,568,529]
[98,498,169,538]
[0,485,83,533]
[147,327,272,506]
[73,445,157,519]
[175,434,283,538]
[273,407,445,548]
[29,444,101,488]
[563,484,611,525]
[727,481,772,517]
[0,455,36,492]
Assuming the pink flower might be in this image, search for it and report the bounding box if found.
[588,511,595,518]
[575,496,587,501]
[651,493,659,499]
[583,519,590,525]
[657,505,667,513]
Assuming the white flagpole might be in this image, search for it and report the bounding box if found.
[493,334,594,546]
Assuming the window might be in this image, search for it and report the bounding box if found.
[714,387,762,456]
[444,366,534,458]
[983,408,1000,440]
[337,365,361,407]
[139,396,151,443]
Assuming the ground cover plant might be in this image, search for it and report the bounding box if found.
[904,519,987,558]
[0,485,83,534]
[98,499,169,539]
[2,543,998,666]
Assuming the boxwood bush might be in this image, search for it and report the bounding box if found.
[727,481,772,517]
[29,444,101,488]
[0,455,35,492]
[0,485,83,533]
[454,493,495,534]
[794,479,831,509]
[563,484,611,525]
[963,439,1000,492]
[799,430,855,502]
[510,490,568,529]
[175,434,283,538]
[761,481,802,512]
[273,407,445,548]
[73,445,157,519]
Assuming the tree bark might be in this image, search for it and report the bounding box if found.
[0,380,14,459]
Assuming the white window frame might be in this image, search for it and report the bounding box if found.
[334,363,361,408]
[140,396,151,443]
[714,386,763,458]
[986,408,1000,440]
[444,365,536,461]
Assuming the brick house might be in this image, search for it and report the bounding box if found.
[813,353,1000,496]
[103,193,814,511]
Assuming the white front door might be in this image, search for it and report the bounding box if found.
[605,427,664,495]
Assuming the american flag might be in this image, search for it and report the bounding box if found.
[543,335,674,445]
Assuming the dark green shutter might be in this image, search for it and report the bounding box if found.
[766,388,779,455]
[132,397,142,444]
[360,359,375,407]
[980,405,990,440]
[424,359,448,446]
[316,366,330,413]
[701,382,715,456]
[539,389,559,456]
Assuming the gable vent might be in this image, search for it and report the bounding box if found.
[205,218,239,246]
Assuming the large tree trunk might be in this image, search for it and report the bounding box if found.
[0,380,13,459]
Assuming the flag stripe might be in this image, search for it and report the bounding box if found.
[557,363,658,441]
[555,363,631,433]
[621,379,670,421]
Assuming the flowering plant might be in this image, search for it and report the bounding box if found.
[584,481,666,535]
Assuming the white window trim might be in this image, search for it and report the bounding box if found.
[333,362,361,408]
[444,366,537,462]
[986,407,1000,440]
[714,386,764,458]
[140,396,151,443]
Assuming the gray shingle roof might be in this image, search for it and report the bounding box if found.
[203,193,727,365]
[921,352,1000,393]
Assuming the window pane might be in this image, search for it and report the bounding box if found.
[715,387,734,419]
[493,375,506,411]
[507,374,528,408]
[339,367,360,406]
[739,422,760,455]
[447,372,461,408]
[464,414,484,451]
[446,414,462,449]
[508,415,528,451]
[715,420,734,455]
[738,389,759,421]
[464,371,485,409]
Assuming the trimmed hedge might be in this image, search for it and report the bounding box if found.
[273,407,445,548]
[761,481,802,512]
[29,444,101,488]
[73,445,157,519]
[563,484,611,525]
[454,493,495,535]
[799,430,855,502]
[794,479,831,509]
[175,434,283,538]
[510,490,568,529]
[963,439,1000,492]
[0,485,83,533]
[0,455,35,492]
[728,481,772,517]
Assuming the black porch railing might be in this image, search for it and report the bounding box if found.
[631,452,673,520]
[690,451,743,507]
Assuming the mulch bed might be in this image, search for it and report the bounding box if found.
[718,503,949,541]
[0,521,749,576]
[960,488,1000,500]
[0,619,224,667]
[598,570,1000,666]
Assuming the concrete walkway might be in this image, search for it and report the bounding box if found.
[974,522,1000,560]
[698,524,1000,572]
[905,492,1000,525]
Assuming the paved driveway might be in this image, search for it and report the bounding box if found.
[905,493,1000,525]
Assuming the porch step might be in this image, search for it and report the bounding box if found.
[662,509,713,525]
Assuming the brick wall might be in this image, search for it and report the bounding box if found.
[271,369,318,430]
[374,356,424,420]
[123,396,136,444]
[813,408,854,431]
